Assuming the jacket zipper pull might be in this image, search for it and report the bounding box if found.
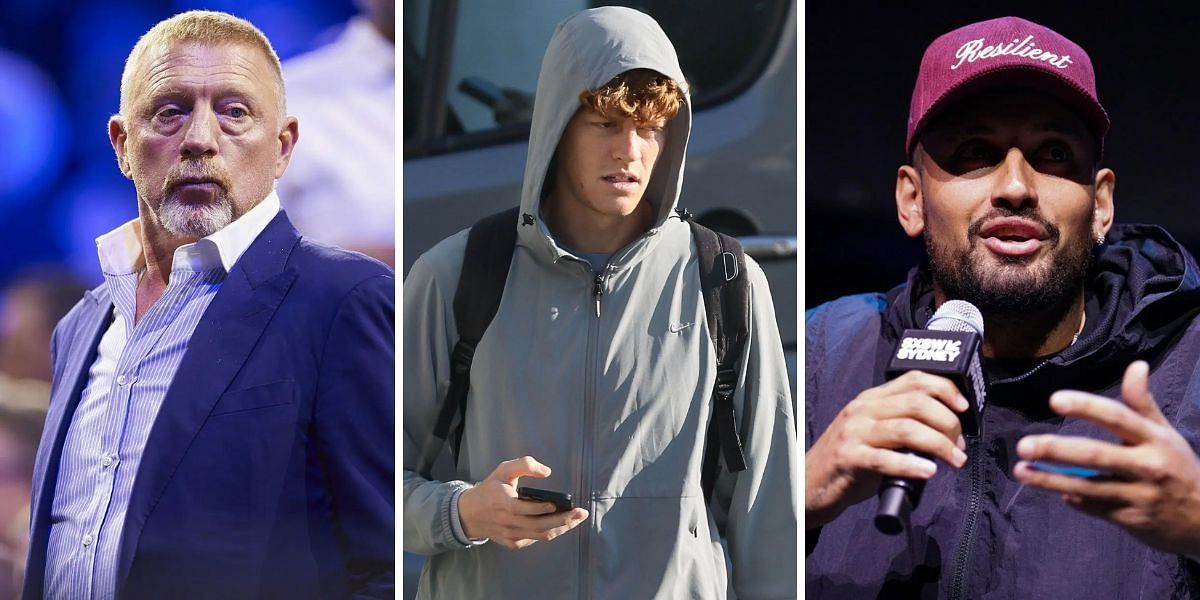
[592,273,603,318]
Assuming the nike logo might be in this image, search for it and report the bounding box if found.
[669,322,693,333]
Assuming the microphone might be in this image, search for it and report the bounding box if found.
[875,300,987,535]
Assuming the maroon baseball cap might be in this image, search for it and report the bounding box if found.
[906,16,1109,157]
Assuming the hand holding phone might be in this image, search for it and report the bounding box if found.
[517,486,574,513]
[458,457,589,549]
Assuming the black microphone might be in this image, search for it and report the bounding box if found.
[875,300,987,535]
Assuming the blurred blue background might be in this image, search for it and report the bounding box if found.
[0,0,358,288]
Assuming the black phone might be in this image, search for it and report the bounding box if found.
[516,486,574,513]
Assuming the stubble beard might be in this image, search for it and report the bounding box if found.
[926,207,1095,317]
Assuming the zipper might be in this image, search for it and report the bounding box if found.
[947,354,1044,597]
[579,266,604,600]
[592,273,603,318]
[948,414,986,600]
[945,324,1082,597]
[997,357,1050,385]
[947,346,1060,596]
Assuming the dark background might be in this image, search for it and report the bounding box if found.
[805,3,1200,308]
[0,0,357,288]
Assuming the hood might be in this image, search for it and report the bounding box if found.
[881,223,1200,381]
[517,7,692,255]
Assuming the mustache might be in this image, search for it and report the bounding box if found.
[164,160,233,193]
[967,207,1060,244]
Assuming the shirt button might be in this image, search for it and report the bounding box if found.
[100,455,114,468]
[82,534,94,546]
[116,375,127,386]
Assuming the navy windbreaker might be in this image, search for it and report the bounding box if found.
[806,223,1200,598]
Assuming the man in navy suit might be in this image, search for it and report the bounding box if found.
[23,11,393,599]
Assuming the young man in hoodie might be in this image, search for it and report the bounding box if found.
[806,16,1200,597]
[403,6,797,599]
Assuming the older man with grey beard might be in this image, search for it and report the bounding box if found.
[25,10,394,599]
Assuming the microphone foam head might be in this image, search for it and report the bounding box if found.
[926,300,984,336]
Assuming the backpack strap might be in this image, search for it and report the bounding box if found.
[688,219,750,504]
[419,206,751,500]
[419,206,521,476]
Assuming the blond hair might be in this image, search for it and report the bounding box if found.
[579,69,684,124]
[119,10,285,116]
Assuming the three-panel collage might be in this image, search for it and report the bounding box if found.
[2,0,1199,598]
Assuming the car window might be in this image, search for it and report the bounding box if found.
[404,0,789,157]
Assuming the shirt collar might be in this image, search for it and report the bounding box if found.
[95,191,282,276]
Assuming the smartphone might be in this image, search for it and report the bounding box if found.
[1028,460,1107,479]
[516,486,574,513]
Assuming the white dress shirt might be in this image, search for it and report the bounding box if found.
[44,193,281,599]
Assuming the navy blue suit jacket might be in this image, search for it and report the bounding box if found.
[24,212,394,599]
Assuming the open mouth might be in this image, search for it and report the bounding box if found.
[601,173,639,184]
[600,172,641,194]
[978,217,1049,257]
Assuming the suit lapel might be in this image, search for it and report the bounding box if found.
[115,212,301,589]
[24,287,113,599]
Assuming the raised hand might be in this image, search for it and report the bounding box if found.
[1015,360,1200,555]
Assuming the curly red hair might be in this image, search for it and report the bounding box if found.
[578,69,684,124]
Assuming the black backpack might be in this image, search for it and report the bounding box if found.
[418,206,748,504]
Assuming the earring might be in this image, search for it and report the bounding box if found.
[1096,231,1105,246]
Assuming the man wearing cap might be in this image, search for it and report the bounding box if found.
[806,16,1200,597]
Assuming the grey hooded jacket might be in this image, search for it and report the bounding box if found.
[402,7,798,599]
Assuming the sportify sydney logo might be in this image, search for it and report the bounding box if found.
[951,35,1072,70]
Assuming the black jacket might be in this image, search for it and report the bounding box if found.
[806,224,1200,598]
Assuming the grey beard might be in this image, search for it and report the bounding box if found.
[157,195,234,238]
